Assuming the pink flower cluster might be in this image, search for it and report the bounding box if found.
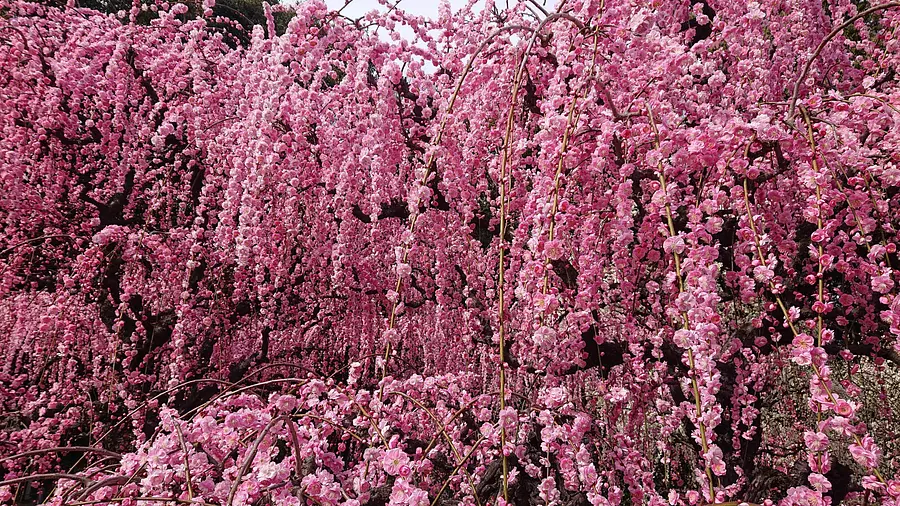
[11,375,616,506]
[1,0,900,504]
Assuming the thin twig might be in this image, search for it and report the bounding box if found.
[0,473,92,488]
[787,2,900,119]
[0,446,121,464]
[173,423,194,500]
[225,416,284,506]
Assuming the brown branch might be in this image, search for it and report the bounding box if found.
[0,473,92,488]
[787,2,900,119]
[225,416,283,506]
[0,446,121,464]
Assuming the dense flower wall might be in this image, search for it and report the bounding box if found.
[1,0,900,504]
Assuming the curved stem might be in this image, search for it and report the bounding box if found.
[226,416,283,506]
[295,413,364,442]
[0,234,74,257]
[740,144,887,486]
[93,378,231,448]
[67,497,217,506]
[379,23,538,376]
[787,2,900,119]
[422,390,535,456]
[173,423,194,500]
[184,377,308,420]
[647,105,715,502]
[75,476,129,502]
[796,108,828,351]
[0,473,92,488]
[539,30,601,307]
[429,434,488,506]
[384,391,482,506]
[493,13,589,501]
[286,417,304,479]
[0,446,121,464]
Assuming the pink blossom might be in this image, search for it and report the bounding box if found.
[872,273,895,294]
[849,436,882,468]
[803,431,829,452]
[1,1,899,504]
[381,448,410,476]
[808,473,831,493]
[832,399,856,417]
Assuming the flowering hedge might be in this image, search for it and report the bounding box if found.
[1,0,900,504]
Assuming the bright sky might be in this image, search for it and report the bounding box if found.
[316,0,555,69]
[318,0,490,68]
[316,0,487,49]
[323,0,474,20]
[321,1,560,21]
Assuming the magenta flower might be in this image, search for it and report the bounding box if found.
[381,447,410,476]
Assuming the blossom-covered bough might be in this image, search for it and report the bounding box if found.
[1,0,900,504]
